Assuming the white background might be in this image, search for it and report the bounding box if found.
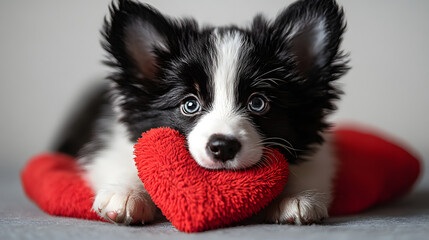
[1,0,428,184]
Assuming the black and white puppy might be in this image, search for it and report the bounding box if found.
[72,0,349,225]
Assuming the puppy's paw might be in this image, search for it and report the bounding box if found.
[92,188,156,225]
[268,191,329,225]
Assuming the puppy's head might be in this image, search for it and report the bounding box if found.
[103,0,348,169]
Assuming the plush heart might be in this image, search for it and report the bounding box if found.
[134,128,289,232]
[329,126,421,215]
[21,153,102,221]
[21,125,421,233]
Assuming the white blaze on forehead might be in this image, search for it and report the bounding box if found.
[212,31,243,113]
[187,30,263,170]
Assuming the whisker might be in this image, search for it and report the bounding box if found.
[250,78,281,87]
[262,139,300,159]
[265,149,278,163]
[253,66,284,82]
[263,142,300,152]
[259,147,275,168]
[253,136,302,169]
[265,143,296,158]
[263,137,302,150]
[255,156,267,169]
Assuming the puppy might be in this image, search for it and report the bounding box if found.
[64,0,349,225]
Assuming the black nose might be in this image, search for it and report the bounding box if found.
[206,134,241,162]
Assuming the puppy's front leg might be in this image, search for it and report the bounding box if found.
[265,191,330,224]
[265,136,337,225]
[81,125,157,225]
[91,179,156,225]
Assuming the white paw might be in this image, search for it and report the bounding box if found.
[92,188,156,225]
[268,191,329,225]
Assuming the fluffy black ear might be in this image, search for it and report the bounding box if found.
[102,0,175,80]
[272,0,348,80]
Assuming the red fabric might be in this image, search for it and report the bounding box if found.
[329,127,421,215]
[21,126,420,232]
[134,128,288,232]
[21,153,102,221]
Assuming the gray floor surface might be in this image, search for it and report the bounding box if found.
[1,164,428,240]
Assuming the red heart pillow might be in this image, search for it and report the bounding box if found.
[134,127,288,232]
[329,126,421,215]
[21,153,102,221]
[21,126,421,233]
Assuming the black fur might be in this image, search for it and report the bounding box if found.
[59,0,349,164]
[238,0,349,161]
[53,83,109,157]
[101,0,216,140]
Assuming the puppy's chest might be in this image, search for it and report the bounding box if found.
[283,138,338,197]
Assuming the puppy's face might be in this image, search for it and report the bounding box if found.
[104,0,348,169]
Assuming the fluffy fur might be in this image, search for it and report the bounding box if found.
[60,0,349,225]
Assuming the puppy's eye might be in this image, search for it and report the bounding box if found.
[247,94,269,114]
[181,96,201,115]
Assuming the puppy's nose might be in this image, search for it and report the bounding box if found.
[206,134,241,162]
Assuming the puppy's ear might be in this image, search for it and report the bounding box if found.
[272,0,348,80]
[102,0,175,80]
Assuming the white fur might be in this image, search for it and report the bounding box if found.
[264,133,338,224]
[187,31,263,169]
[81,121,136,190]
[80,121,156,224]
